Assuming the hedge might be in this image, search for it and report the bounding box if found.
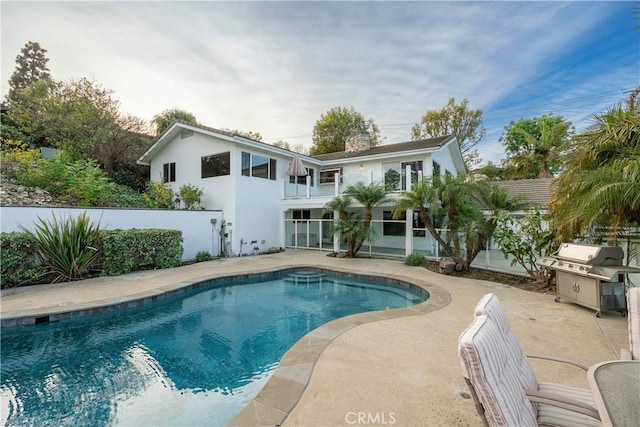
[1,228,184,288]
[0,232,47,288]
[100,229,184,276]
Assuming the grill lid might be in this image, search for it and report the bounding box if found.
[555,243,624,265]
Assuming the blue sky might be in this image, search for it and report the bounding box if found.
[1,1,638,166]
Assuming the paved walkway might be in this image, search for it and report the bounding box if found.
[0,250,628,426]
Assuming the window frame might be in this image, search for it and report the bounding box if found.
[201,152,231,179]
[163,162,176,183]
[289,169,314,186]
[319,168,342,185]
[241,151,277,181]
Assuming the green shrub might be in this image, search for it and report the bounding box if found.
[22,212,102,282]
[101,229,183,275]
[178,183,203,210]
[195,251,213,262]
[405,252,426,266]
[143,181,175,209]
[0,232,47,288]
[100,184,147,208]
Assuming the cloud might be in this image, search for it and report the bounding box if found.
[1,1,636,166]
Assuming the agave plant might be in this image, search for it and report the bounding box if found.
[22,212,101,282]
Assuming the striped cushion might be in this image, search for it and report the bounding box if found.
[459,315,538,426]
[474,294,538,392]
[628,287,640,360]
[537,383,601,427]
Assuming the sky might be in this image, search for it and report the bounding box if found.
[1,1,638,166]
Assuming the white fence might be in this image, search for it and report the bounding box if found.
[0,206,224,260]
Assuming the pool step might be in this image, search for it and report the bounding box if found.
[282,271,327,284]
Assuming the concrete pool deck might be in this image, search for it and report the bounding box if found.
[0,249,629,426]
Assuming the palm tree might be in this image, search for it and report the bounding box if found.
[392,178,458,262]
[506,117,572,179]
[343,182,389,254]
[323,183,388,257]
[323,195,352,221]
[550,106,640,241]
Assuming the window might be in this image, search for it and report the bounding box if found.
[383,210,426,236]
[241,152,277,180]
[201,152,230,178]
[383,161,422,191]
[432,161,441,179]
[383,211,405,236]
[289,169,314,186]
[292,209,311,220]
[445,169,452,178]
[163,162,176,183]
[319,168,342,184]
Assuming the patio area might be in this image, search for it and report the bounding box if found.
[0,249,629,426]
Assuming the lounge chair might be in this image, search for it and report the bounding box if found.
[458,294,601,426]
[621,287,640,360]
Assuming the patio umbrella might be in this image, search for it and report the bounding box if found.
[287,155,308,196]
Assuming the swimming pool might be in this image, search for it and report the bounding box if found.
[1,269,427,426]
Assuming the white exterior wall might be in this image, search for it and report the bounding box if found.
[0,206,224,260]
[432,146,459,177]
[232,147,291,254]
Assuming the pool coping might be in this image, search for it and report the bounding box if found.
[0,263,452,427]
[224,266,452,427]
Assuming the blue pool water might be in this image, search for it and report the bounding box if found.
[0,270,426,426]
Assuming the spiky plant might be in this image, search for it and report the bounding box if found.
[22,212,101,282]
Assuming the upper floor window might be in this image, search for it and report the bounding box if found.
[383,161,422,191]
[289,169,314,186]
[319,168,342,185]
[432,161,441,179]
[241,152,277,180]
[202,152,230,178]
[163,162,176,183]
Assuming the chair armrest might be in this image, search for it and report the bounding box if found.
[620,348,633,360]
[525,390,601,421]
[526,353,588,371]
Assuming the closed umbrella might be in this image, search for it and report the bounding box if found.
[287,155,308,196]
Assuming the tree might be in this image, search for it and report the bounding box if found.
[310,106,381,155]
[271,140,309,155]
[412,97,485,168]
[8,41,50,103]
[6,77,151,183]
[550,105,640,241]
[493,209,557,282]
[500,115,572,179]
[151,108,197,135]
[393,176,521,271]
[324,183,388,257]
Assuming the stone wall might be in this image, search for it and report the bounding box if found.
[0,182,60,206]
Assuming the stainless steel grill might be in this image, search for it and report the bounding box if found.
[540,243,640,317]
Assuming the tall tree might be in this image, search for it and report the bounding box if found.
[8,41,51,103]
[500,115,572,179]
[393,176,520,271]
[412,97,485,168]
[6,77,149,175]
[324,183,388,257]
[550,105,640,241]
[151,108,197,135]
[310,106,381,155]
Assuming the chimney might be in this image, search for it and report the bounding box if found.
[345,130,370,153]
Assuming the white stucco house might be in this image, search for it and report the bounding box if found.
[137,122,465,258]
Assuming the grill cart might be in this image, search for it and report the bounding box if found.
[539,243,640,317]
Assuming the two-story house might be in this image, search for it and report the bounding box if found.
[138,122,465,258]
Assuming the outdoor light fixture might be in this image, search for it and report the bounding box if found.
[174,197,181,209]
[359,163,364,171]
